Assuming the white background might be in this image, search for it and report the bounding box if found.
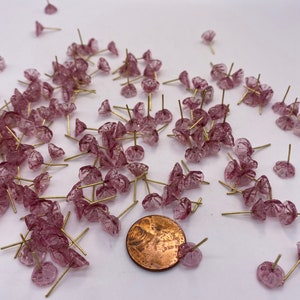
[1,0,300,299]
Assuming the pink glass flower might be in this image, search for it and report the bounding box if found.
[35,21,61,37]
[273,161,295,178]
[121,83,137,98]
[177,242,203,268]
[97,57,111,73]
[0,56,6,71]
[257,260,285,289]
[44,1,58,14]
[201,30,216,43]
[100,214,121,236]
[142,193,163,210]
[173,197,192,220]
[31,261,58,287]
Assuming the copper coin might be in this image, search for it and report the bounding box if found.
[126,215,186,271]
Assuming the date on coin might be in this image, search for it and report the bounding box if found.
[126,215,186,271]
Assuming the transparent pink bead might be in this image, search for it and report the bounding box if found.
[224,159,240,181]
[119,53,140,77]
[141,127,159,146]
[251,198,267,221]
[178,71,190,89]
[49,248,70,267]
[177,242,203,268]
[45,211,64,228]
[239,155,258,170]
[31,261,58,287]
[127,162,149,177]
[182,96,201,110]
[79,165,102,185]
[143,59,162,78]
[48,143,65,159]
[35,125,53,143]
[100,214,121,236]
[0,161,18,184]
[24,81,42,102]
[232,68,244,86]
[140,115,156,130]
[44,2,58,14]
[97,57,111,73]
[6,182,24,204]
[201,140,221,156]
[98,99,112,115]
[121,84,137,98]
[132,102,145,120]
[202,85,214,104]
[208,104,229,120]
[107,41,118,56]
[161,184,180,206]
[185,146,204,163]
[191,108,209,127]
[168,162,184,184]
[23,186,39,209]
[242,186,259,207]
[68,248,89,268]
[192,76,208,90]
[58,102,77,117]
[142,193,163,210]
[125,118,142,132]
[260,84,274,106]
[29,199,56,216]
[208,122,232,142]
[173,197,192,220]
[106,173,130,194]
[264,200,284,218]
[201,30,216,43]
[172,128,191,145]
[18,242,46,267]
[275,115,295,131]
[95,185,117,200]
[278,200,298,225]
[272,102,287,115]
[286,102,299,116]
[0,196,9,216]
[255,175,272,197]
[245,76,259,89]
[0,56,6,71]
[141,77,159,93]
[78,134,99,155]
[66,182,83,203]
[273,161,295,178]
[190,131,205,148]
[24,68,40,81]
[154,108,172,125]
[257,261,285,289]
[125,145,144,162]
[210,63,227,81]
[28,150,44,170]
[233,138,254,158]
[183,170,205,190]
[87,38,99,55]
[141,49,152,62]
[83,202,109,222]
[217,76,234,90]
[237,169,256,187]
[114,149,128,168]
[35,21,44,37]
[33,172,51,195]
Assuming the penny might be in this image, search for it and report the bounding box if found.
[126,215,186,271]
